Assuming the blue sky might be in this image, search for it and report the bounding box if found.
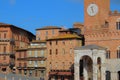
[0,0,120,34]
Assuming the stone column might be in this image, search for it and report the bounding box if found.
[93,55,97,80]
[101,65,106,80]
[111,72,118,80]
[93,63,98,80]
[83,67,88,80]
[74,63,80,80]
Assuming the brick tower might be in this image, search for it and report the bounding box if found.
[84,0,110,32]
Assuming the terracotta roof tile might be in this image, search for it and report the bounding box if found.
[47,34,81,40]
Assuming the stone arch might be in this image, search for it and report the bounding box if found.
[74,45,106,80]
[79,55,93,80]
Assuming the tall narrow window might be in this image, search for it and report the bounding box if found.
[3,46,6,53]
[56,41,58,45]
[50,49,52,55]
[35,50,38,57]
[41,50,44,57]
[4,33,6,38]
[19,52,21,58]
[106,50,110,59]
[117,47,120,58]
[49,41,52,45]
[56,49,58,55]
[29,51,32,56]
[50,62,52,69]
[34,61,38,67]
[116,22,120,30]
[19,63,21,67]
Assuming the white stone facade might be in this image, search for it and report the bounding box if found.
[74,45,106,80]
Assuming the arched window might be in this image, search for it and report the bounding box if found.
[106,49,110,59]
[106,71,111,80]
[117,47,120,58]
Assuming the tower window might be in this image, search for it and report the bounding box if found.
[116,22,120,30]
[117,47,120,58]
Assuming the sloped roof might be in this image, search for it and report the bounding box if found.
[36,26,61,30]
[47,34,82,40]
[75,44,106,50]
[0,22,35,37]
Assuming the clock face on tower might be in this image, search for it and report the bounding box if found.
[87,3,98,16]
